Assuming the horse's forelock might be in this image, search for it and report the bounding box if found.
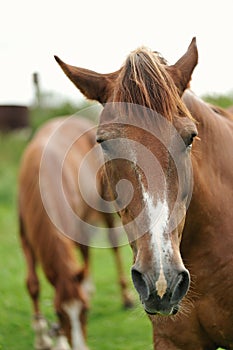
[114,47,192,121]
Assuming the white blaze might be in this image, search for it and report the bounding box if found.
[62,300,88,350]
[130,149,171,298]
[142,188,171,298]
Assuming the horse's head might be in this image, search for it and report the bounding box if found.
[55,38,198,316]
[56,269,89,348]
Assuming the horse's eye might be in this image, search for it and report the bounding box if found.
[186,132,197,148]
[96,137,110,153]
[96,136,104,143]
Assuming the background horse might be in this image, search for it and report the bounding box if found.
[55,38,233,349]
[19,116,133,350]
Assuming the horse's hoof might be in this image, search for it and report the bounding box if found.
[35,345,52,350]
[34,334,53,350]
[34,336,53,350]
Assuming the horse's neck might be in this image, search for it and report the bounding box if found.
[183,91,233,241]
[183,90,232,175]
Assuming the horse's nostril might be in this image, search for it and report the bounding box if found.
[131,267,150,300]
[171,270,190,304]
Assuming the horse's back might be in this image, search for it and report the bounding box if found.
[31,116,96,150]
[18,116,98,271]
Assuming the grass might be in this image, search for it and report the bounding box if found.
[0,132,32,349]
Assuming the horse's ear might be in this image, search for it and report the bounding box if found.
[54,56,118,104]
[168,37,198,95]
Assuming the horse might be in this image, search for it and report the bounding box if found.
[18,116,133,350]
[54,37,233,349]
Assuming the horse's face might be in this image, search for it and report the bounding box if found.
[58,301,87,347]
[97,106,197,315]
[55,38,198,316]
[56,272,89,348]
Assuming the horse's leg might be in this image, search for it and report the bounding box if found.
[77,220,96,297]
[32,315,53,350]
[78,243,95,297]
[78,243,89,276]
[19,220,53,350]
[104,213,134,308]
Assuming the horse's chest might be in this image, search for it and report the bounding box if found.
[196,295,233,348]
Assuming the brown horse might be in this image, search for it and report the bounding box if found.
[18,116,133,350]
[55,38,233,349]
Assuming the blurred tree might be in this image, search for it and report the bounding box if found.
[202,91,233,109]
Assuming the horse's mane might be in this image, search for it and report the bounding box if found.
[114,47,192,121]
[208,103,233,121]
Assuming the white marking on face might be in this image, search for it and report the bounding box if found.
[62,300,87,350]
[142,187,171,298]
[129,149,171,298]
[155,268,167,298]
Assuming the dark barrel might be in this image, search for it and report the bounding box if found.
[0,105,29,131]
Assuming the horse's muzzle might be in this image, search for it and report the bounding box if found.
[131,267,190,316]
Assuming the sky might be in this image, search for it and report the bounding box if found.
[1,0,233,106]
